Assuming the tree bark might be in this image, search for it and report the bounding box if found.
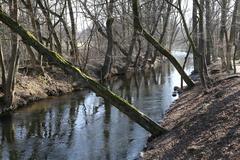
[205,0,213,65]
[4,0,20,107]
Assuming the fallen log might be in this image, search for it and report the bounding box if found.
[0,9,167,136]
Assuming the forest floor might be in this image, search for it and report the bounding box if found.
[141,61,240,160]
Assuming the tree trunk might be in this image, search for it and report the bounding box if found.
[0,8,167,136]
[192,0,199,73]
[219,0,227,70]
[0,41,6,90]
[205,0,213,65]
[102,0,114,79]
[226,0,239,71]
[198,0,209,87]
[125,29,137,70]
[67,0,79,64]
[4,0,20,108]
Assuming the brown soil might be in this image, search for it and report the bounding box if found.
[141,67,240,159]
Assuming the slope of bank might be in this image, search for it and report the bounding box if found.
[141,73,240,159]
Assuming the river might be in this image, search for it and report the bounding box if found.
[0,51,193,160]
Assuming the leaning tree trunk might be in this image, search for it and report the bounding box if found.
[132,0,195,88]
[165,0,207,88]
[0,9,167,136]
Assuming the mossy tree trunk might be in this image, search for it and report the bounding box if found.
[0,9,167,136]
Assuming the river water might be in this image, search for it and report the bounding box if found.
[0,52,193,160]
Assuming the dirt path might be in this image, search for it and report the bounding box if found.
[141,72,240,159]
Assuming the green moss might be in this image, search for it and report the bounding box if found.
[26,31,37,41]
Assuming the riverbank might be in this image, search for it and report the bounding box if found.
[0,67,77,114]
[141,64,240,159]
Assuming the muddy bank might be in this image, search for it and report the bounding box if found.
[141,71,240,159]
[0,67,81,114]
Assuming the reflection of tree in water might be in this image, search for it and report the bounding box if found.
[0,115,19,159]
[53,104,65,137]
[161,63,167,85]
[154,64,163,85]
[67,100,79,147]
[1,115,15,143]
[25,108,49,140]
[124,76,132,103]
[109,66,169,102]
[103,99,111,160]
[133,72,141,99]
[82,103,88,125]
[143,70,151,95]
[151,67,158,85]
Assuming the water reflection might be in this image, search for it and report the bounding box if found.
[0,51,193,160]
